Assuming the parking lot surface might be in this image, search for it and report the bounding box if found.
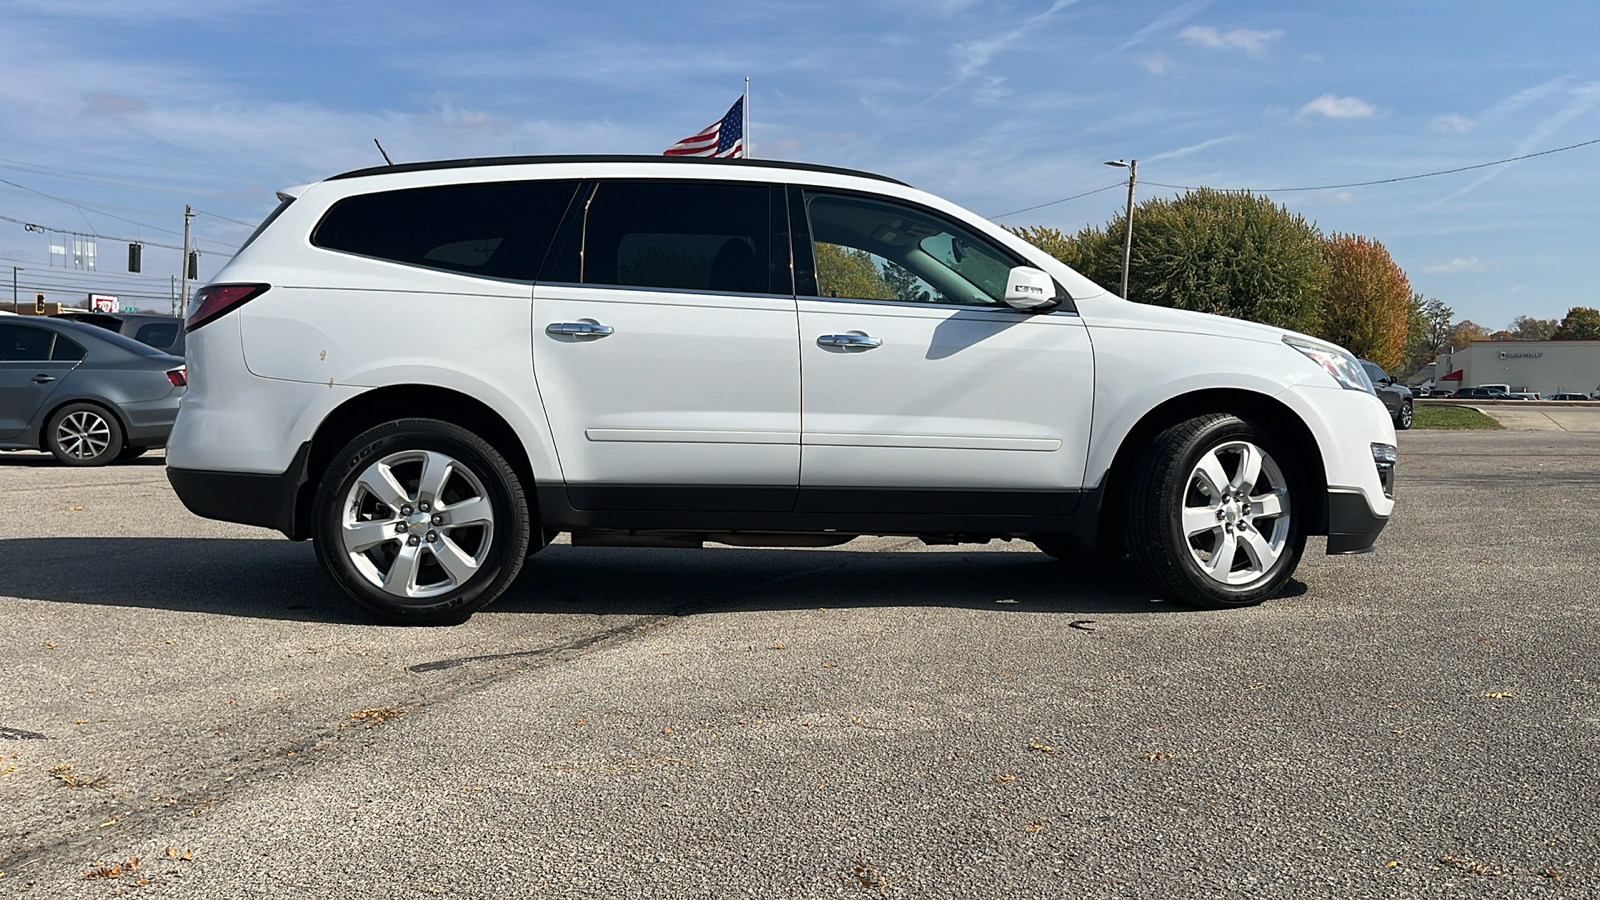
[2,433,1597,898]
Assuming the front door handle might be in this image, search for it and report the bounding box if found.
[817,333,882,351]
[32,374,56,384]
[546,322,614,339]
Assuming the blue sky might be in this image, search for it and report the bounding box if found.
[2,0,1597,329]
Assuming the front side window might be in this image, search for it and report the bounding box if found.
[0,324,54,361]
[312,180,579,282]
[802,191,1019,306]
[573,181,775,294]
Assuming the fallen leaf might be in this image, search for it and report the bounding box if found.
[1483,691,1516,699]
[770,642,787,650]
[822,662,837,668]
[41,642,55,650]
[661,727,674,735]
[1024,819,1047,833]
[461,785,485,792]
[1386,860,1399,868]
[990,774,1017,783]
[1141,752,1171,761]
[65,505,84,512]
[1027,741,1055,753]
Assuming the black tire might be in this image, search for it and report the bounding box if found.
[45,403,124,467]
[312,418,531,625]
[1123,413,1307,609]
[1395,400,1413,431]
[117,446,149,461]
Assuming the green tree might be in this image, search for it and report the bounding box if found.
[1019,189,1327,331]
[1552,306,1600,340]
[1509,315,1559,340]
[1317,233,1412,370]
[1400,294,1454,375]
[814,242,893,300]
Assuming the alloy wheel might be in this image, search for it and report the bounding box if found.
[56,410,112,460]
[1180,440,1292,586]
[339,449,496,600]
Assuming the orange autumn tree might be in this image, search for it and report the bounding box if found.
[1317,233,1412,371]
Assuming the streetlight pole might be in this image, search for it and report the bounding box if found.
[1104,159,1137,298]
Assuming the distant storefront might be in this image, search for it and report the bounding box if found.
[1415,340,1600,395]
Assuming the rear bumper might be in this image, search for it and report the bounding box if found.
[166,441,312,539]
[1325,489,1388,555]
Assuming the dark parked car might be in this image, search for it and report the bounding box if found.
[1453,387,1514,400]
[1359,360,1412,430]
[0,317,186,465]
[51,311,185,356]
[1547,392,1591,401]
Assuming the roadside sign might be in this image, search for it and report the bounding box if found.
[123,306,137,312]
[89,293,118,314]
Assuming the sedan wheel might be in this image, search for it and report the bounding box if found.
[1125,413,1307,608]
[1396,400,1413,430]
[313,419,530,624]
[46,403,123,467]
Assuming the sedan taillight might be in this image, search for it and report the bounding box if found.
[167,367,187,387]
[186,283,269,332]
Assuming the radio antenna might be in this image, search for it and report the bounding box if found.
[374,139,394,166]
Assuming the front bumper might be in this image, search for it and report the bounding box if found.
[1325,489,1388,554]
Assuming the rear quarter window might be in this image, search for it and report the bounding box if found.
[311,180,580,282]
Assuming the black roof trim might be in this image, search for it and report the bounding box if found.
[327,154,907,186]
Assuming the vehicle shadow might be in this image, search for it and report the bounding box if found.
[0,537,1205,624]
[0,453,166,468]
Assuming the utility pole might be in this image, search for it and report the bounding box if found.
[11,266,17,314]
[1104,158,1137,298]
[179,205,194,317]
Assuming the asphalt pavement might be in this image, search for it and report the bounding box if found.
[1,433,1597,898]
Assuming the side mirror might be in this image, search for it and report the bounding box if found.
[1003,266,1059,310]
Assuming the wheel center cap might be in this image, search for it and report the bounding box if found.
[407,512,431,530]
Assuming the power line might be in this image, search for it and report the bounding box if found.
[989,183,1125,220]
[0,212,237,254]
[195,208,258,228]
[1144,137,1600,194]
[993,136,1600,220]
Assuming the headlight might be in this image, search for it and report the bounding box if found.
[1283,336,1374,394]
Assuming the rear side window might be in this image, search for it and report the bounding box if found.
[133,322,181,351]
[0,324,55,361]
[312,180,580,282]
[52,335,85,361]
[563,181,777,295]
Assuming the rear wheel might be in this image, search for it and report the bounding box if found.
[1124,414,1306,609]
[312,419,531,624]
[45,403,123,467]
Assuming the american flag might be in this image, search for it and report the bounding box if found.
[663,96,744,158]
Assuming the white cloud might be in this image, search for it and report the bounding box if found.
[952,0,1083,79]
[1422,257,1485,273]
[1139,53,1171,74]
[1298,94,1378,119]
[1179,26,1284,55]
[1144,134,1238,163]
[1428,113,1475,133]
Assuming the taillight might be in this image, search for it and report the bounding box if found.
[167,366,187,387]
[186,283,269,332]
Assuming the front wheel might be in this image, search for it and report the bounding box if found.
[1395,399,1413,431]
[1123,414,1306,609]
[312,419,531,624]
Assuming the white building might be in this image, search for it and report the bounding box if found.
[1418,340,1600,396]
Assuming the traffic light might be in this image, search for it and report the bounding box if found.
[128,243,142,273]
[187,251,198,280]
[34,292,44,314]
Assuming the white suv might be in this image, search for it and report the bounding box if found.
[167,155,1395,623]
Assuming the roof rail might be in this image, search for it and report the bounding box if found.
[327,154,907,186]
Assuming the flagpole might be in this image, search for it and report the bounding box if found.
[743,77,751,159]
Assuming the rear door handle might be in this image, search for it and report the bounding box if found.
[817,333,882,350]
[32,374,56,384]
[546,322,614,339]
